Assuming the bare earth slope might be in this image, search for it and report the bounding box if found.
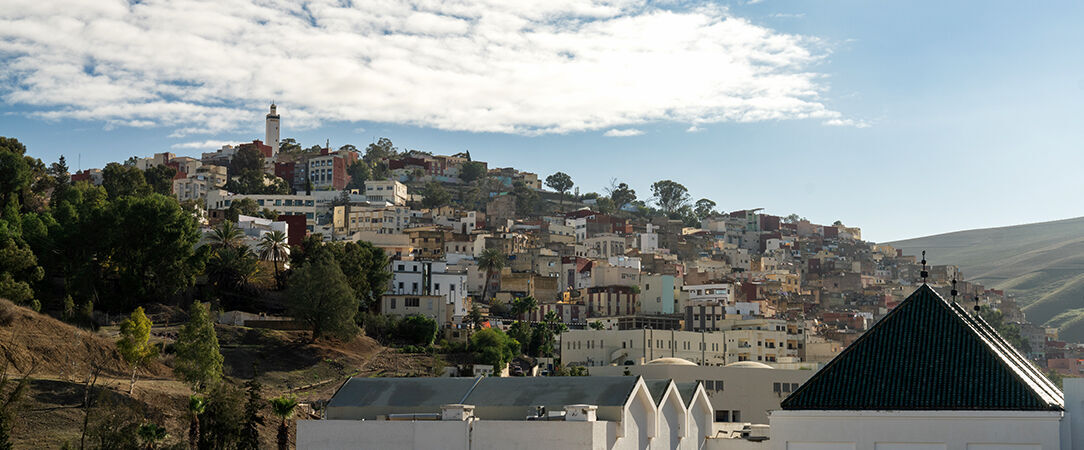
[888,216,1084,341]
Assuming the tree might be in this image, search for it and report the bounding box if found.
[363,137,397,166]
[208,221,245,250]
[239,379,264,450]
[470,328,520,373]
[538,311,568,357]
[783,214,802,224]
[258,230,289,288]
[512,181,541,216]
[650,180,690,214]
[187,395,207,450]
[694,198,717,221]
[0,151,30,209]
[137,422,167,450]
[269,395,298,450]
[345,160,370,189]
[174,301,224,391]
[589,321,604,330]
[459,161,486,183]
[205,246,260,302]
[286,254,359,341]
[226,197,260,222]
[477,248,505,302]
[606,181,636,211]
[116,307,159,395]
[143,164,177,196]
[397,315,438,346]
[511,296,538,320]
[594,197,616,215]
[102,162,148,199]
[421,182,452,209]
[545,172,574,211]
[229,146,264,178]
[200,383,245,449]
[467,305,484,329]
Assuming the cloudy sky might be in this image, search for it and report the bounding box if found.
[2,0,1082,242]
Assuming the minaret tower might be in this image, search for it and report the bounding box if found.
[265,102,280,157]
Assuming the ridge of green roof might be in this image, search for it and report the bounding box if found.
[781,284,1063,411]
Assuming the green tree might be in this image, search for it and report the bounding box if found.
[511,296,538,320]
[229,146,264,178]
[137,422,167,450]
[694,198,717,221]
[545,172,574,211]
[477,248,505,302]
[225,197,261,222]
[188,395,207,450]
[467,305,484,329]
[102,162,149,199]
[116,307,160,395]
[258,230,289,288]
[200,383,244,449]
[606,181,636,210]
[208,221,245,250]
[143,164,177,196]
[459,161,486,183]
[363,138,397,166]
[650,180,690,214]
[471,327,520,373]
[589,321,605,330]
[594,197,616,215]
[206,246,260,303]
[345,160,370,189]
[102,194,203,307]
[0,150,30,209]
[397,315,438,346]
[421,182,452,209]
[174,301,224,391]
[239,379,264,450]
[269,395,298,450]
[286,254,359,341]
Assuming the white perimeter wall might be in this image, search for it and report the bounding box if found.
[770,410,1062,450]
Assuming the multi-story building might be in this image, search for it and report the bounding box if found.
[405,225,452,260]
[307,148,358,191]
[332,204,417,236]
[380,294,451,323]
[639,273,681,315]
[560,328,726,367]
[173,165,227,202]
[364,180,409,205]
[207,189,364,232]
[585,233,626,258]
[388,260,468,320]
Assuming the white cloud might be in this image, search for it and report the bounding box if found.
[603,128,645,137]
[0,0,852,136]
[170,140,236,150]
[686,125,703,133]
[823,118,870,128]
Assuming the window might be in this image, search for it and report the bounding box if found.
[434,283,440,291]
[389,298,396,309]
[704,380,714,390]
[791,383,799,392]
[412,282,419,293]
[715,410,729,422]
[715,380,724,391]
[782,383,791,393]
[405,297,420,307]
[398,264,405,271]
[731,411,741,422]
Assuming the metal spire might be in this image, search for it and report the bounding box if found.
[950,270,958,303]
[920,250,929,284]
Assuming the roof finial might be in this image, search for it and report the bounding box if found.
[974,296,981,312]
[950,270,958,302]
[920,250,929,284]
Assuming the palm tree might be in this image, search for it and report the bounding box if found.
[270,395,299,450]
[188,395,207,450]
[137,422,167,450]
[207,221,244,250]
[477,248,505,303]
[511,296,538,321]
[206,246,260,294]
[258,230,289,288]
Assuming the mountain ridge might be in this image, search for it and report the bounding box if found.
[887,216,1084,342]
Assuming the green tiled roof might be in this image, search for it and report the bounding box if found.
[781,284,1063,411]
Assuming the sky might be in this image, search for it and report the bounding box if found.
[1,0,1082,243]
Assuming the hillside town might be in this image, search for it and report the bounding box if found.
[3,105,1082,449]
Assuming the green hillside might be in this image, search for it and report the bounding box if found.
[887,217,1084,342]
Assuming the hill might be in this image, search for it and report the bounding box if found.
[888,217,1084,341]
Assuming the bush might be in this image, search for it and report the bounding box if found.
[396,315,438,346]
[359,312,398,344]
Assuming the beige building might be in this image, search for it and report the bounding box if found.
[380,294,452,323]
[364,180,409,205]
[590,358,814,425]
[560,329,727,367]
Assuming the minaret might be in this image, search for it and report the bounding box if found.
[265,102,280,157]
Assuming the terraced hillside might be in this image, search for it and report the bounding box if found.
[888,217,1084,341]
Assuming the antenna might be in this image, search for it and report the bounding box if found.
[950,271,958,303]
[920,250,929,284]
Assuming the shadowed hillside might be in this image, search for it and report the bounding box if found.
[888,217,1084,342]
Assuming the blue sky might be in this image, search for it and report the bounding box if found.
[2,0,1082,242]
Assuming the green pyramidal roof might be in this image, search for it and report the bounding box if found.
[782,284,1063,411]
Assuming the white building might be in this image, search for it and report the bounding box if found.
[265,103,280,157]
[389,260,468,320]
[561,328,727,367]
[586,233,626,258]
[365,180,409,206]
[298,376,718,450]
[592,358,814,426]
[770,284,1065,449]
